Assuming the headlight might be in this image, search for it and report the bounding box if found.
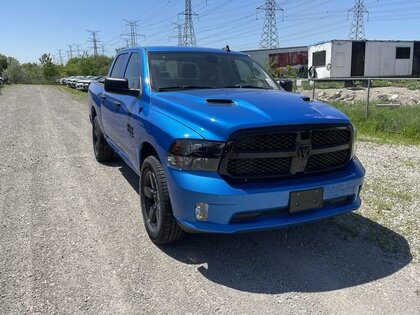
[351,124,357,158]
[167,139,225,171]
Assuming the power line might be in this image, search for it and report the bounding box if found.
[179,0,198,47]
[257,0,284,49]
[348,0,369,40]
[87,30,101,56]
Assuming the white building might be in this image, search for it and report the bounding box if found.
[308,40,420,79]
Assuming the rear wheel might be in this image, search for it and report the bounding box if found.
[92,116,114,162]
[140,156,184,244]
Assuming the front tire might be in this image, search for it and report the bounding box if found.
[140,156,184,244]
[92,116,114,162]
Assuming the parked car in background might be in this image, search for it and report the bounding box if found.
[76,76,104,91]
[0,76,5,85]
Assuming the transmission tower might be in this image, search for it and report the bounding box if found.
[257,0,284,49]
[75,44,82,57]
[67,44,74,59]
[348,0,369,40]
[179,0,198,47]
[87,30,101,56]
[171,22,183,46]
[122,20,144,47]
[57,49,64,65]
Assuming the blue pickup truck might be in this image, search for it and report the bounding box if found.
[88,46,365,244]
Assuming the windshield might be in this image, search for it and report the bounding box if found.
[149,52,279,91]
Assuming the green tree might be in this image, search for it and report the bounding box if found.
[21,63,45,84]
[0,54,8,74]
[39,53,58,79]
[2,57,23,83]
[63,55,112,76]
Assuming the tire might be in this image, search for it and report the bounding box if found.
[92,116,114,162]
[308,66,317,78]
[140,156,184,244]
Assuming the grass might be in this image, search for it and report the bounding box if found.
[55,85,88,103]
[331,101,420,145]
[371,79,420,90]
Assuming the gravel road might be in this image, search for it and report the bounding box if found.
[0,85,419,314]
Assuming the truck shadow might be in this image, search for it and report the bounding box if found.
[111,157,412,294]
[160,218,412,294]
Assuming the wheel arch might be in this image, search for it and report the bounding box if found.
[139,141,160,169]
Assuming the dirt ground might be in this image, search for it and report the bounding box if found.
[300,86,420,105]
[0,85,419,314]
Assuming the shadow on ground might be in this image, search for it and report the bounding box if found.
[110,157,412,294]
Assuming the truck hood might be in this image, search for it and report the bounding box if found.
[151,89,350,140]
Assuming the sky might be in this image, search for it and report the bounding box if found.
[0,0,419,64]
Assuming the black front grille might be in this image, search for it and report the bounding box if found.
[312,129,351,147]
[234,133,296,152]
[227,157,292,177]
[307,149,350,171]
[218,124,353,182]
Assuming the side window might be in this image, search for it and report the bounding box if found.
[124,52,141,89]
[110,53,128,78]
[396,47,410,59]
[313,50,326,67]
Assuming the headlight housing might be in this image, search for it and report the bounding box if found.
[167,139,225,171]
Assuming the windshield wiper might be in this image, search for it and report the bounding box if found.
[222,85,270,89]
[157,85,214,91]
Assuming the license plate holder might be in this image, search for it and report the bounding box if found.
[289,188,323,213]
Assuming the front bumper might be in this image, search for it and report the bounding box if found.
[165,157,365,233]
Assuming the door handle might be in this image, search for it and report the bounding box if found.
[99,95,106,101]
[113,101,122,108]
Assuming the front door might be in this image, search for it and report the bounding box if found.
[351,41,366,77]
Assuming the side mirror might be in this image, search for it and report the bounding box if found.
[104,77,140,96]
[277,79,294,92]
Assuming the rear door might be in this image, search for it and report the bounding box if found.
[351,41,366,77]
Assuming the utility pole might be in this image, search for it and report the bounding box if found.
[179,0,198,47]
[348,0,369,40]
[257,0,284,49]
[101,44,105,55]
[87,30,101,56]
[57,49,64,65]
[67,44,74,59]
[171,22,183,46]
[122,19,144,47]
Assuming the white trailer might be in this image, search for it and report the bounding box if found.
[308,40,420,79]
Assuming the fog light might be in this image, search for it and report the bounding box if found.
[195,203,209,222]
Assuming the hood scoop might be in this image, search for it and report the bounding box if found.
[205,98,235,106]
[301,96,311,102]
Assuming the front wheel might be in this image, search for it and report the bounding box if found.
[140,156,184,244]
